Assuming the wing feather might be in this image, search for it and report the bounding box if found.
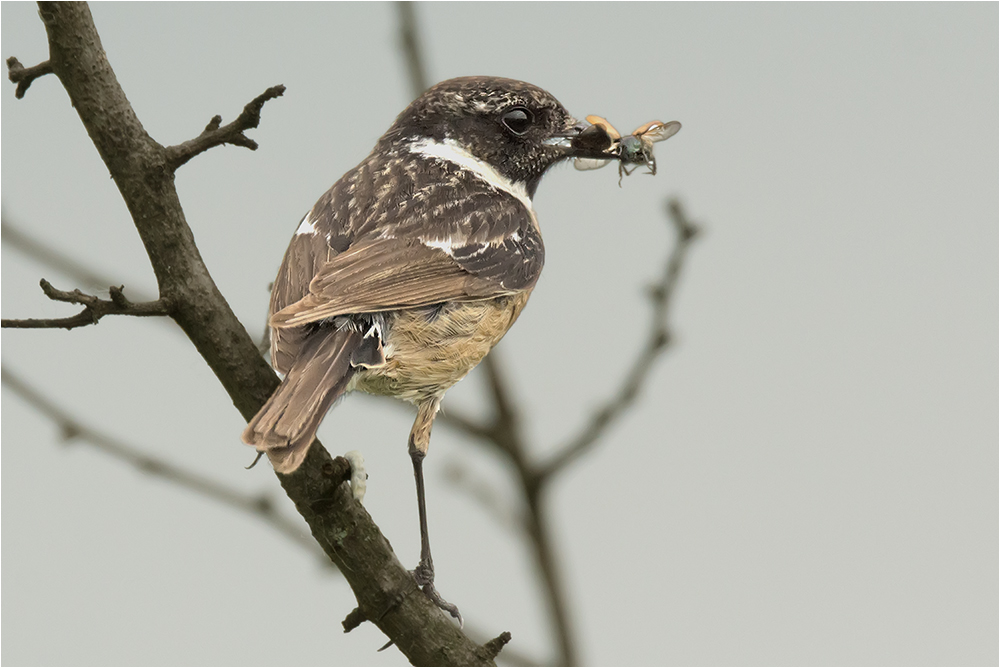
[268,151,545,340]
[270,238,504,327]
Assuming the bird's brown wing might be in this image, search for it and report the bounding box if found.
[269,237,514,328]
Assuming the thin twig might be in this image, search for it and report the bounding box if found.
[396,2,429,98]
[437,407,493,441]
[516,479,574,666]
[0,366,330,563]
[437,354,524,449]
[536,199,699,481]
[392,4,581,663]
[14,5,494,661]
[438,199,702,666]
[6,56,53,98]
[478,632,513,664]
[443,357,580,666]
[164,85,286,169]
[1,279,170,329]
[481,353,523,447]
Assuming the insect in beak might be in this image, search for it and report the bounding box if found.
[572,115,622,172]
[573,116,682,186]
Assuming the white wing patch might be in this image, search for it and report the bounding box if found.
[421,237,459,255]
[295,214,317,236]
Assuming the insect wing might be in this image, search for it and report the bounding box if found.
[635,120,682,144]
[574,157,613,171]
[585,115,621,141]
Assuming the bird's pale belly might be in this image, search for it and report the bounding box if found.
[352,292,530,404]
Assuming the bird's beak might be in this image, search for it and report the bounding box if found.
[544,117,618,161]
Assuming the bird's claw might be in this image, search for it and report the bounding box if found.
[412,561,463,627]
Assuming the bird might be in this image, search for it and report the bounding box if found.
[242,76,619,622]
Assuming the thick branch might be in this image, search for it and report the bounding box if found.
[1,279,169,329]
[6,56,53,98]
[21,3,494,663]
[1,366,330,562]
[537,199,699,480]
[164,85,286,169]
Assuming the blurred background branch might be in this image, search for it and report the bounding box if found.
[397,1,429,99]
[435,199,699,666]
[393,5,700,665]
[1,6,698,666]
[0,366,330,564]
[2,213,133,295]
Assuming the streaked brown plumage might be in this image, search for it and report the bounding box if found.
[242,76,621,620]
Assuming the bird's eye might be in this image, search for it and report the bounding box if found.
[501,107,533,136]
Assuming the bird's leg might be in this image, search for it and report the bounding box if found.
[408,397,463,625]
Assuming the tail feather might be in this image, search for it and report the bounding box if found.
[243,328,363,474]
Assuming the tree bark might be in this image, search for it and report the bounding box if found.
[25,2,496,664]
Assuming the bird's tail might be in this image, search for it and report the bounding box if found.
[243,328,365,474]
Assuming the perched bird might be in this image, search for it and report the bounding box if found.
[243,76,619,621]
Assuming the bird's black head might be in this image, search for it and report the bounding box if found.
[381,76,610,196]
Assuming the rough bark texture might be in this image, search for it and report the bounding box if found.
[28,2,495,664]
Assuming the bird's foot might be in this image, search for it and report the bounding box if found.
[412,559,463,627]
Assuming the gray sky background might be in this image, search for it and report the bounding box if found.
[2,2,997,666]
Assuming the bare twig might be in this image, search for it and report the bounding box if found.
[396,2,429,99]
[391,4,581,664]
[164,85,286,169]
[467,630,540,668]
[1,279,170,330]
[342,606,367,632]
[437,407,493,441]
[537,199,699,480]
[437,199,702,666]
[478,632,513,664]
[437,355,522,447]
[0,366,330,562]
[459,358,579,666]
[6,56,53,98]
[13,3,495,663]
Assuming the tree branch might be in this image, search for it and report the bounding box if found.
[391,5,581,664]
[1,366,331,563]
[163,85,286,169]
[436,406,494,441]
[536,199,700,480]
[478,632,513,664]
[1,279,170,330]
[396,2,429,99]
[14,3,496,664]
[437,199,702,666]
[6,56,53,98]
